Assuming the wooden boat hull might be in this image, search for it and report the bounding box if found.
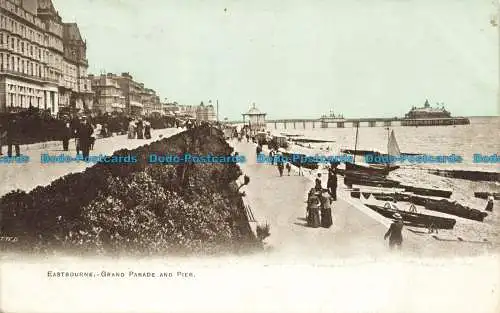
[345,162,398,175]
[369,193,487,221]
[365,204,456,229]
[341,149,420,157]
[400,185,452,198]
[474,192,500,200]
[429,169,500,182]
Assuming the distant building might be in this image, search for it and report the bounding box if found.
[405,99,452,119]
[195,101,216,121]
[89,72,164,117]
[141,87,161,116]
[88,73,125,113]
[162,102,179,116]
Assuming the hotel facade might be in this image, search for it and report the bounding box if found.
[90,72,163,117]
[0,0,92,116]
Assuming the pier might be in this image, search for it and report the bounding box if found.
[263,117,470,129]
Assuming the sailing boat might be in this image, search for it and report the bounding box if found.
[345,126,400,175]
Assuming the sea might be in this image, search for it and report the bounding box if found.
[263,116,500,246]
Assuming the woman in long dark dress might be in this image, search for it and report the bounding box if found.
[307,190,321,228]
[144,121,152,139]
[136,120,144,139]
[320,192,333,228]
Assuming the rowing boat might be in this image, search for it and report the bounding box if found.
[365,203,456,229]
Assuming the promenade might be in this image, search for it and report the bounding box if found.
[0,128,181,198]
[233,139,494,260]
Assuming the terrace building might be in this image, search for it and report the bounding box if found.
[0,0,59,114]
[141,87,161,116]
[115,72,144,116]
[0,0,93,116]
[61,22,92,111]
[88,73,125,113]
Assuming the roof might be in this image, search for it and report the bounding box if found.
[63,23,83,41]
[244,103,266,115]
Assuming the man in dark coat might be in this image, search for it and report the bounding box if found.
[136,119,144,139]
[6,115,21,157]
[327,165,338,201]
[76,116,93,159]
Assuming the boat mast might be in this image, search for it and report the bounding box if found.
[386,127,390,167]
[353,122,359,164]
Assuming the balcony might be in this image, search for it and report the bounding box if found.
[0,68,58,84]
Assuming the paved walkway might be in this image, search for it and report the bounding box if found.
[0,128,181,197]
[233,140,495,260]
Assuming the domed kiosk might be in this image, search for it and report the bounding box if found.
[242,103,267,135]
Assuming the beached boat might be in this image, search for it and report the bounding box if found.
[291,138,335,143]
[429,169,500,182]
[345,162,397,175]
[344,126,400,175]
[341,149,420,157]
[365,203,456,229]
[400,185,452,198]
[368,193,487,221]
[474,192,500,200]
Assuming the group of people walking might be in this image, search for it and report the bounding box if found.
[128,119,152,140]
[307,188,333,228]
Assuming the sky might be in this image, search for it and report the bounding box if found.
[51,0,499,119]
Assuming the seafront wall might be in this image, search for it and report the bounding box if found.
[0,125,260,256]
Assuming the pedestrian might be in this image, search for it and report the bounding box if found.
[307,189,321,228]
[89,124,97,150]
[315,173,323,191]
[277,155,284,177]
[136,119,144,139]
[62,122,71,151]
[269,149,275,165]
[6,115,21,157]
[327,165,338,201]
[320,191,333,228]
[144,121,152,139]
[76,116,93,159]
[256,144,262,156]
[286,162,291,175]
[128,120,135,139]
[246,134,249,142]
[384,213,404,249]
[485,196,494,212]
